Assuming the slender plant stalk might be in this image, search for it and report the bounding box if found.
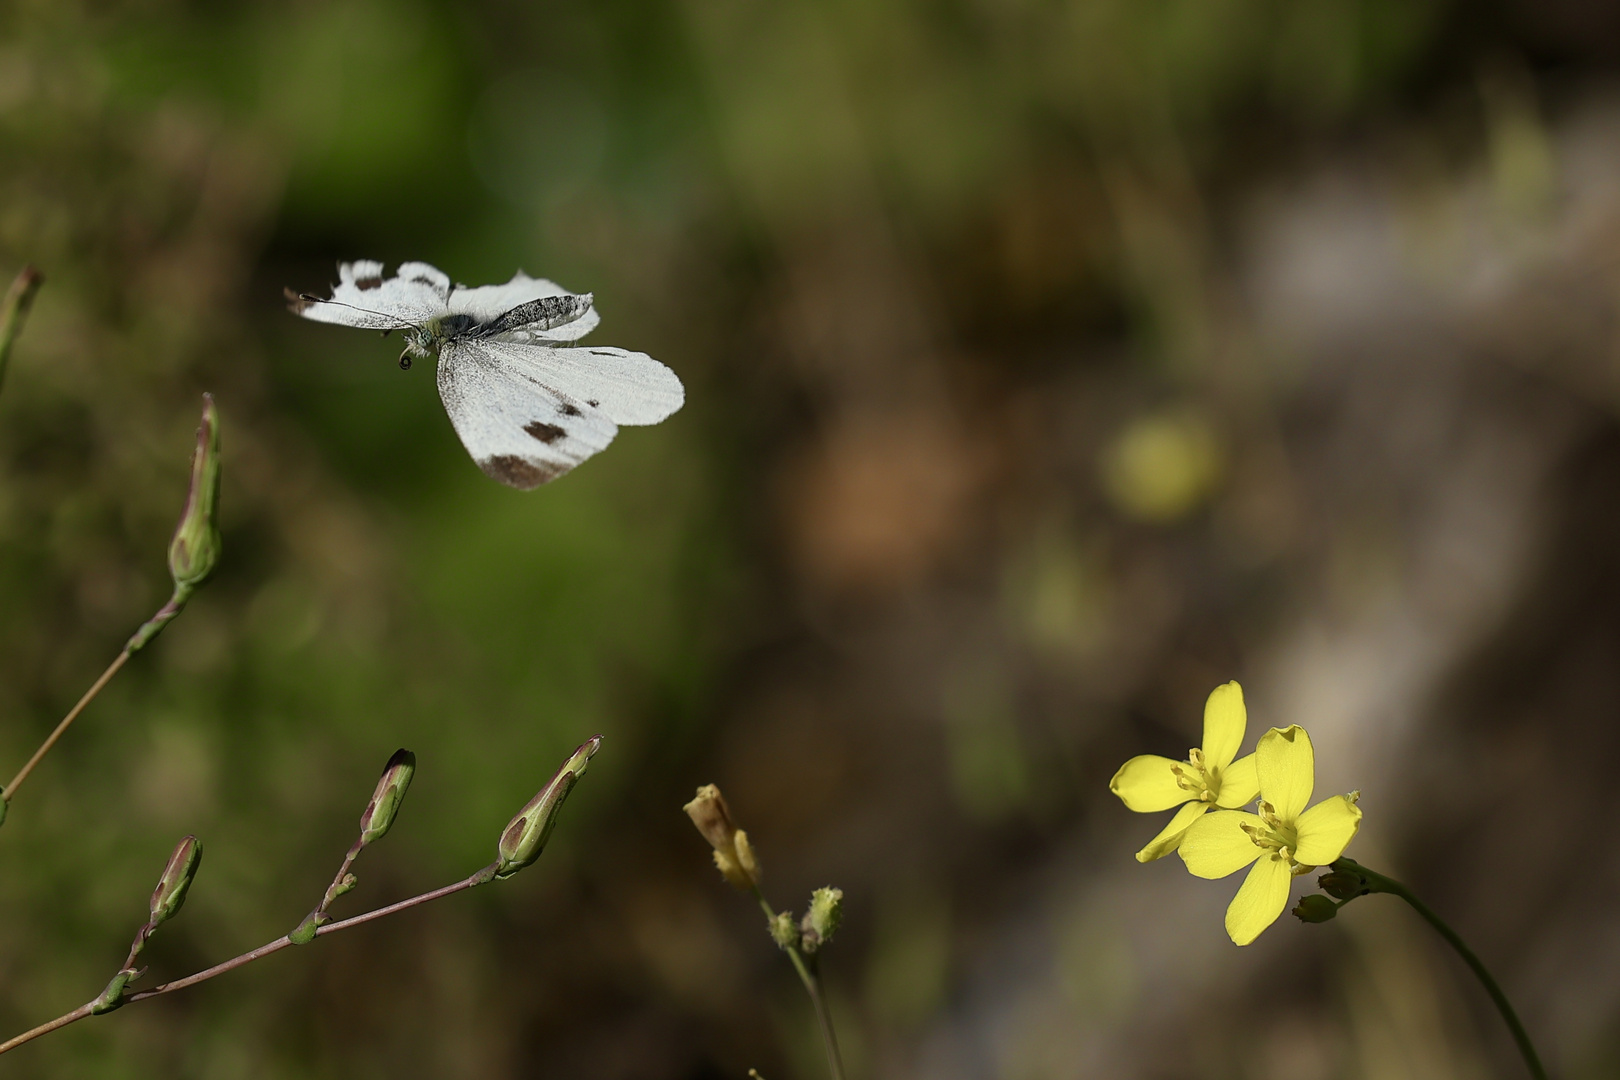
[3,647,131,802]
[0,865,495,1056]
[0,265,44,396]
[1332,858,1547,1080]
[753,888,846,1080]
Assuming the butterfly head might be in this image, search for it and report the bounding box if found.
[398,317,462,371]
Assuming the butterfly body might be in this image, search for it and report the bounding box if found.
[288,261,682,489]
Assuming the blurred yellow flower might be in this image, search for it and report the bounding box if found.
[1109,682,1260,862]
[1180,725,1361,945]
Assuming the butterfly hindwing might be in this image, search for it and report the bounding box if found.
[436,339,620,489]
[449,272,601,342]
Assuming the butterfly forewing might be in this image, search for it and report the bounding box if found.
[472,341,685,427]
[436,339,620,489]
[289,260,449,329]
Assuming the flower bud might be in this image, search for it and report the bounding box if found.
[769,911,799,950]
[168,393,222,594]
[359,748,415,846]
[1291,894,1338,924]
[1318,869,1372,901]
[799,886,844,953]
[149,835,202,928]
[684,784,762,890]
[494,735,601,880]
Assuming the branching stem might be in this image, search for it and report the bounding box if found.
[753,888,846,1080]
[0,864,497,1057]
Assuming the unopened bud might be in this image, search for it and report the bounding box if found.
[769,910,799,949]
[494,735,601,880]
[1318,869,1371,901]
[1292,894,1338,924]
[128,396,224,653]
[149,835,202,928]
[684,784,762,890]
[359,748,415,846]
[168,393,222,593]
[799,886,844,953]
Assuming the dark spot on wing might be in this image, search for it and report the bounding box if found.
[356,275,383,291]
[481,455,568,489]
[560,403,581,417]
[284,287,318,313]
[524,420,567,444]
[587,399,600,408]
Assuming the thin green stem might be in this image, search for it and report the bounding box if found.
[5,587,197,810]
[754,889,846,1080]
[1332,858,1547,1080]
[0,265,43,396]
[0,865,496,1057]
[4,647,131,803]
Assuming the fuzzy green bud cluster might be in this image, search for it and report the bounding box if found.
[798,886,844,954]
[494,736,601,880]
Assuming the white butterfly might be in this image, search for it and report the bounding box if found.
[287,260,684,489]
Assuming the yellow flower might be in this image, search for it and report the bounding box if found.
[1179,724,1362,945]
[1108,682,1261,862]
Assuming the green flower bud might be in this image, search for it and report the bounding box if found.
[359,748,415,846]
[799,886,844,953]
[769,911,799,950]
[1318,868,1372,901]
[1292,894,1338,924]
[168,393,222,594]
[128,396,224,653]
[149,835,202,928]
[494,735,601,880]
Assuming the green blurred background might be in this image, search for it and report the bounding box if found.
[4,0,1620,1076]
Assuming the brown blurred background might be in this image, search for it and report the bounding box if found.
[2,0,1618,1077]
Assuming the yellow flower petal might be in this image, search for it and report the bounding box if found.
[1134,800,1207,862]
[1109,755,1193,813]
[1225,853,1292,945]
[1292,792,1362,866]
[1200,681,1246,771]
[1257,725,1314,821]
[1178,810,1263,879]
[1213,753,1259,808]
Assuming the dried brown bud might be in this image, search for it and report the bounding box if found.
[684,784,761,889]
